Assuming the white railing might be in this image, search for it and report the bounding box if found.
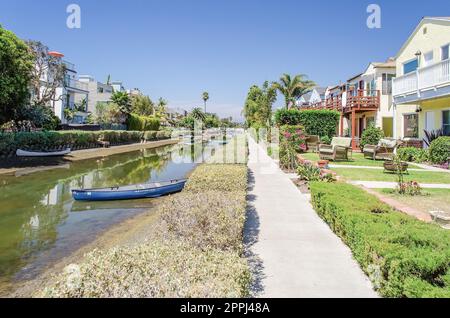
[63,60,76,71]
[419,59,450,90]
[392,72,417,96]
[65,78,89,91]
[393,59,450,96]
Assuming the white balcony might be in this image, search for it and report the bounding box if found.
[64,78,89,92]
[393,59,450,104]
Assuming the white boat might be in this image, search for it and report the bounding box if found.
[16,148,71,157]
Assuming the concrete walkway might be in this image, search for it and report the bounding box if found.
[245,137,377,298]
[350,181,450,189]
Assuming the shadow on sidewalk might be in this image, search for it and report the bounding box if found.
[244,168,265,297]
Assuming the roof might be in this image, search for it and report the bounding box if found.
[314,87,328,95]
[347,73,363,82]
[301,92,313,102]
[395,17,450,59]
[372,60,396,68]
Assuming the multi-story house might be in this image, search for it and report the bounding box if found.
[77,75,114,113]
[392,17,450,145]
[52,59,90,124]
[301,59,396,149]
[111,81,126,93]
[296,87,329,107]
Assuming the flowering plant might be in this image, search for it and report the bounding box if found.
[279,125,307,171]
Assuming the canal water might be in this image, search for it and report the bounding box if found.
[0,142,217,294]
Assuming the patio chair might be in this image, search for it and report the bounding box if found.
[319,137,352,161]
[363,138,400,160]
[306,135,320,153]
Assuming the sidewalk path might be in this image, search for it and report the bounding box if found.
[350,181,450,189]
[245,137,377,298]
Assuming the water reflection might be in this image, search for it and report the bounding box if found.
[0,142,216,293]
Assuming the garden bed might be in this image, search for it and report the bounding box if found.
[310,181,450,298]
[38,164,250,298]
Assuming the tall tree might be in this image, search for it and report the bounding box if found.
[27,41,66,107]
[202,92,209,113]
[191,107,206,122]
[111,91,131,114]
[156,97,167,115]
[0,25,34,123]
[243,81,276,128]
[272,73,315,109]
[131,95,154,116]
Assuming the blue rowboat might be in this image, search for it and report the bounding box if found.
[72,179,187,201]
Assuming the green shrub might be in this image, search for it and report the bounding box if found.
[397,147,429,163]
[320,135,331,145]
[360,125,384,149]
[127,113,160,131]
[156,130,171,140]
[297,163,321,182]
[143,131,157,141]
[185,164,248,193]
[275,109,340,139]
[429,136,450,164]
[309,182,450,298]
[0,130,146,156]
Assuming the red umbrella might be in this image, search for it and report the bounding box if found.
[48,51,64,58]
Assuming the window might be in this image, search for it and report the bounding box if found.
[403,59,418,74]
[404,114,419,138]
[442,44,449,61]
[424,51,434,67]
[382,73,395,95]
[443,110,450,136]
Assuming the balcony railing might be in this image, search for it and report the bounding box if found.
[304,90,379,113]
[64,78,89,91]
[343,90,380,113]
[393,59,450,97]
[63,60,76,71]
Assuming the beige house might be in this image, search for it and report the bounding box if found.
[302,59,396,149]
[393,17,450,144]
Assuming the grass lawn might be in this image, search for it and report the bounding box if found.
[333,167,450,184]
[375,188,450,214]
[301,152,423,168]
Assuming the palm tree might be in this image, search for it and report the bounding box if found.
[272,74,315,109]
[111,91,131,114]
[191,107,206,122]
[202,92,209,113]
[156,97,167,114]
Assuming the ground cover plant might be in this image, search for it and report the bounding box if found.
[39,164,251,298]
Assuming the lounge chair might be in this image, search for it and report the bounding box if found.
[306,135,320,153]
[319,137,352,161]
[363,138,400,160]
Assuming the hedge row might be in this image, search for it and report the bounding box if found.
[127,113,161,131]
[310,182,450,298]
[0,130,172,157]
[40,164,251,298]
[274,109,340,139]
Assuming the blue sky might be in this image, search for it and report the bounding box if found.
[1,0,449,121]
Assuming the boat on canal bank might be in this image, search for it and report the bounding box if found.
[72,179,187,201]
